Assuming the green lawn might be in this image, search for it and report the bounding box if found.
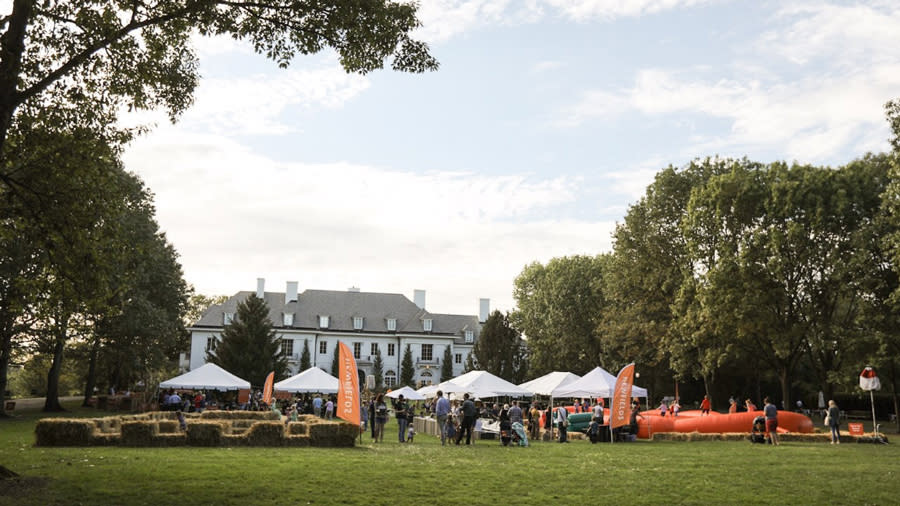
[1,403,898,505]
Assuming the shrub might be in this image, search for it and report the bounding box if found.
[121,421,159,446]
[244,422,286,446]
[186,422,226,446]
[35,419,96,446]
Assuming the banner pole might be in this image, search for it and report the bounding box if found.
[871,390,877,437]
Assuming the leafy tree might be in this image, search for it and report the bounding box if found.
[441,345,453,382]
[373,345,384,392]
[400,344,414,387]
[0,0,439,168]
[206,295,287,387]
[472,310,528,383]
[185,294,228,328]
[511,255,607,376]
[299,339,311,371]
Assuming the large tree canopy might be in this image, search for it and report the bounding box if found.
[0,0,438,182]
[472,310,527,384]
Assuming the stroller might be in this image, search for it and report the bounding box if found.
[500,419,513,446]
[511,422,529,447]
[587,420,602,444]
[749,416,767,444]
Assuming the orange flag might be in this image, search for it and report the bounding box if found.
[337,342,360,425]
[610,363,635,430]
[262,371,274,406]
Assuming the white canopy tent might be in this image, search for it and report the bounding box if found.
[445,370,533,398]
[385,385,425,401]
[273,367,338,393]
[519,371,581,396]
[551,366,648,399]
[159,363,251,391]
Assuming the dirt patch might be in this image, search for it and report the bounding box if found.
[0,466,48,495]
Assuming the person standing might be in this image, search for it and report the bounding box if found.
[368,399,377,439]
[456,393,477,445]
[313,395,323,417]
[827,400,841,444]
[395,394,409,443]
[763,396,779,446]
[659,400,668,417]
[509,400,523,426]
[556,405,569,443]
[374,394,388,443]
[529,403,541,441]
[745,398,757,412]
[592,401,605,425]
[324,397,334,420]
[700,395,711,416]
[433,390,451,446]
[728,398,737,414]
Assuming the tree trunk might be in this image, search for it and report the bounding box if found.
[82,334,101,407]
[778,367,791,412]
[0,0,33,156]
[43,319,67,412]
[0,329,10,418]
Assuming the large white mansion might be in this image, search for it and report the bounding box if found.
[187,279,486,387]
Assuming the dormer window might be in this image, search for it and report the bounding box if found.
[464,330,474,343]
[386,318,397,331]
[283,313,294,327]
[353,316,364,330]
[223,312,234,325]
[423,319,433,332]
[319,315,330,328]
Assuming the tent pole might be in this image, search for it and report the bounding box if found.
[871,390,877,437]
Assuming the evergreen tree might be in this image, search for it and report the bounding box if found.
[463,352,477,373]
[373,346,384,392]
[331,343,341,376]
[441,345,453,382]
[206,295,287,387]
[400,344,415,387]
[472,310,528,383]
[300,339,311,371]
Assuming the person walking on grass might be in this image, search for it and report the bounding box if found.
[374,394,388,443]
[827,400,841,444]
[763,396,779,446]
[456,393,477,445]
[434,390,451,446]
[395,394,409,443]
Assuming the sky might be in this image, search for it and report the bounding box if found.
[118,0,900,316]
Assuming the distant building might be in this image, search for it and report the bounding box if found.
[187,278,488,387]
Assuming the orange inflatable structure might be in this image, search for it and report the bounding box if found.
[635,409,814,438]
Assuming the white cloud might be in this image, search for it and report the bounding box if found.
[123,128,608,314]
[543,0,717,22]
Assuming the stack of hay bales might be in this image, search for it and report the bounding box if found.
[307,419,358,447]
[35,419,97,446]
[244,422,286,446]
[186,421,228,446]
[121,421,159,446]
[286,422,311,447]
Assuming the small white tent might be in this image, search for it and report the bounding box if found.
[519,371,581,396]
[446,370,533,398]
[273,367,339,393]
[159,363,251,391]
[551,366,648,399]
[385,385,425,401]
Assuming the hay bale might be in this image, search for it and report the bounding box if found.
[157,420,179,434]
[35,419,97,446]
[90,432,121,446]
[152,433,187,447]
[244,422,286,446]
[200,411,279,421]
[121,421,159,446]
[286,435,311,447]
[296,414,317,423]
[308,421,358,447]
[223,434,246,446]
[186,421,226,446]
[287,422,309,436]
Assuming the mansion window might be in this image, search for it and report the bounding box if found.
[386,318,397,331]
[206,337,217,352]
[319,315,330,328]
[370,343,378,355]
[353,342,361,359]
[387,343,395,356]
[465,331,474,343]
[353,316,364,330]
[419,371,433,386]
[319,341,327,354]
[455,353,461,364]
[281,339,293,357]
[421,344,433,361]
[423,319,433,332]
[223,313,234,325]
[385,370,397,388]
[283,313,294,327]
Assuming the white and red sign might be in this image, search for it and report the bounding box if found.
[859,367,881,391]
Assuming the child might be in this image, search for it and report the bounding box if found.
[176,410,187,431]
[406,424,416,443]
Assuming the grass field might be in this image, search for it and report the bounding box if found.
[1,402,898,506]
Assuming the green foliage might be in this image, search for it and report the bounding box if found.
[441,345,453,382]
[472,311,528,384]
[511,255,607,376]
[331,342,340,377]
[373,346,384,392]
[299,339,311,371]
[463,352,476,373]
[400,344,414,387]
[206,295,287,387]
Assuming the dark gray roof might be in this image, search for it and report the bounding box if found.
[192,289,480,343]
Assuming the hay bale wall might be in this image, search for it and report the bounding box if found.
[121,421,159,446]
[186,421,227,446]
[35,419,96,446]
[200,411,279,421]
[308,420,358,447]
[244,422,286,446]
